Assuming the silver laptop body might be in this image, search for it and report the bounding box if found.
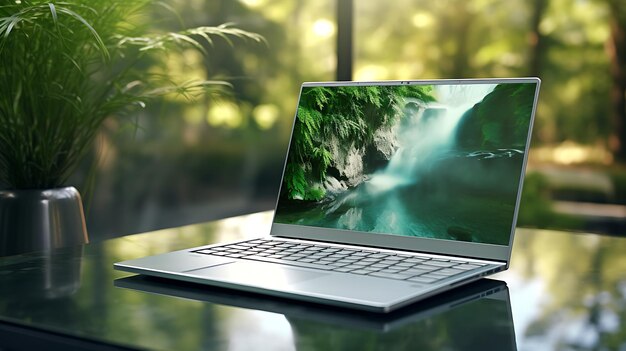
[115,78,541,313]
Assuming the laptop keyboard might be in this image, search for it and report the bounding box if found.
[193,239,488,284]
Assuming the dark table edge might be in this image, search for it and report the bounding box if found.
[0,318,144,351]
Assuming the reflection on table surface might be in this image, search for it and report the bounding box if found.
[115,275,515,350]
[1,212,626,350]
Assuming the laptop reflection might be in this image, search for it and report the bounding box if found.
[115,276,516,350]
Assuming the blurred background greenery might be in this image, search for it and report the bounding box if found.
[77,0,626,239]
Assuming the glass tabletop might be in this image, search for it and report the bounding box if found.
[0,212,625,351]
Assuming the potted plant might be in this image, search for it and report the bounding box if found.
[0,1,263,256]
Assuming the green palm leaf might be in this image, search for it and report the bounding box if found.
[0,0,263,189]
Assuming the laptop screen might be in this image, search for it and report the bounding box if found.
[274,80,537,246]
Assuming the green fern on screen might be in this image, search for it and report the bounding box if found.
[282,84,435,201]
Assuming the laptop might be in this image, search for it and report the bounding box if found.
[115,78,540,313]
[115,276,515,350]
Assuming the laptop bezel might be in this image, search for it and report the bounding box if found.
[269,78,541,262]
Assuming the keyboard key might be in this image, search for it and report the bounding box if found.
[349,261,370,267]
[379,260,399,265]
[325,254,348,259]
[413,264,440,272]
[310,260,329,265]
[368,254,388,259]
[337,250,357,255]
[282,255,305,261]
[350,269,372,275]
[362,267,381,272]
[383,256,402,261]
[225,253,245,258]
[393,262,415,268]
[328,262,350,268]
[404,258,426,264]
[370,263,391,269]
[226,245,248,250]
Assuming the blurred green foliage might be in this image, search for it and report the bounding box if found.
[78,0,337,237]
[0,0,261,189]
[517,172,584,229]
[355,0,617,147]
[52,0,626,237]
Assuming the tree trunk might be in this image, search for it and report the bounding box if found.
[607,1,626,161]
[450,4,472,78]
[528,0,548,77]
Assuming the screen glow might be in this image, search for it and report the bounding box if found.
[275,82,537,245]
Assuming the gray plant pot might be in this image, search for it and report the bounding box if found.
[0,187,89,257]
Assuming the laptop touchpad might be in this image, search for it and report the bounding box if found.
[187,261,327,287]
